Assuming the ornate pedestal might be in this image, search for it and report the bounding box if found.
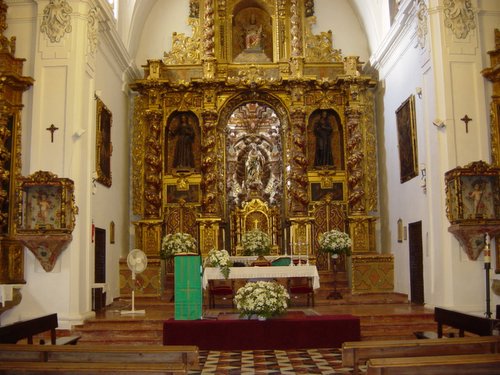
[351,254,394,294]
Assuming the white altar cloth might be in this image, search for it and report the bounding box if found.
[202,265,320,290]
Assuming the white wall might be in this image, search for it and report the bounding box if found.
[373,0,500,312]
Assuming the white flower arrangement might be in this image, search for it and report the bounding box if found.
[241,229,271,256]
[234,281,289,319]
[160,232,197,259]
[204,248,232,279]
[318,229,352,256]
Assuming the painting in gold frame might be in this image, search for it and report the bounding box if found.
[96,97,112,187]
[396,95,418,183]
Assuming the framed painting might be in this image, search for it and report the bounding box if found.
[396,95,418,183]
[96,97,112,187]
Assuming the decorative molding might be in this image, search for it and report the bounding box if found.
[40,0,73,43]
[87,7,98,57]
[443,0,476,40]
[416,0,428,50]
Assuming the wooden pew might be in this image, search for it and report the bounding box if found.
[435,307,500,337]
[342,336,500,375]
[0,313,81,345]
[366,353,500,375]
[0,361,185,374]
[0,343,199,374]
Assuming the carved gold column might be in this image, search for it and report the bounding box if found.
[0,0,34,288]
[143,109,163,219]
[199,110,223,255]
[200,110,221,216]
[287,108,309,215]
[482,29,500,273]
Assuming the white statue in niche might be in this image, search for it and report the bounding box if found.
[245,144,264,188]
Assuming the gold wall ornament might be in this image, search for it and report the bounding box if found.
[443,0,476,40]
[40,0,73,43]
[304,17,342,63]
[13,171,78,272]
[445,161,500,260]
[163,18,202,65]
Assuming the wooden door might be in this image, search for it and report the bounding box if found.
[408,221,424,304]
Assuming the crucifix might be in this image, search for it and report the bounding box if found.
[46,124,59,143]
[460,114,472,133]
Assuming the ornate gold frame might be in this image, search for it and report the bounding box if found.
[14,171,78,272]
[96,97,112,187]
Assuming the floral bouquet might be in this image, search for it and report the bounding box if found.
[204,248,232,279]
[160,232,197,259]
[234,280,289,319]
[241,229,271,256]
[318,229,352,257]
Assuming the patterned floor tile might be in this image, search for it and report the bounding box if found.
[189,348,354,374]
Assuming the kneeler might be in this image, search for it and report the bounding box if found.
[174,254,202,320]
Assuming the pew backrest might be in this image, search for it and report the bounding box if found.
[342,335,500,375]
[435,307,500,337]
[0,313,80,345]
[366,353,500,375]
[0,343,199,370]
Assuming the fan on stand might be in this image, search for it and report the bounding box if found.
[121,249,148,315]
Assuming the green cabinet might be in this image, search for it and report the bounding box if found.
[174,254,202,320]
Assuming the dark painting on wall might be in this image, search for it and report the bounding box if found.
[96,97,112,187]
[396,95,418,183]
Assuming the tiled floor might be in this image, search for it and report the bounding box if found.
[191,348,356,375]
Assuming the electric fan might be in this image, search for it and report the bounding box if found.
[121,249,148,315]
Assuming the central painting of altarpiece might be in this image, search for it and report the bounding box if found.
[129,0,394,295]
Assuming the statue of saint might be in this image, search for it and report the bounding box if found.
[244,14,263,50]
[171,114,195,169]
[245,144,263,187]
[313,111,334,167]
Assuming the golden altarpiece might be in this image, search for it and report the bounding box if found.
[0,0,34,313]
[125,0,394,296]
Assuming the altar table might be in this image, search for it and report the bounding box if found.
[163,314,360,350]
[202,265,320,290]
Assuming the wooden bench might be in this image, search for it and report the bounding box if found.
[0,361,186,374]
[435,306,500,337]
[0,343,199,374]
[0,313,81,345]
[366,353,500,375]
[342,336,500,375]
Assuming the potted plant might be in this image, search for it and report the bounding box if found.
[159,232,197,300]
[318,229,352,299]
[204,248,232,279]
[234,280,289,320]
[318,229,352,258]
[160,232,197,259]
[241,229,271,262]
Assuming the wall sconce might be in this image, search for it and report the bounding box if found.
[416,87,422,98]
[432,118,445,128]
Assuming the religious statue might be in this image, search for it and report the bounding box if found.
[467,178,487,216]
[244,14,263,50]
[245,144,264,188]
[171,114,195,169]
[313,111,334,167]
